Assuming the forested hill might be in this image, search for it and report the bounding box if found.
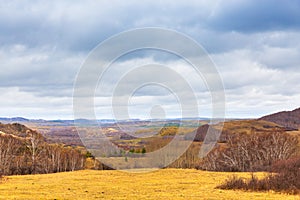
[0,122,34,137]
[260,108,300,130]
[0,122,86,176]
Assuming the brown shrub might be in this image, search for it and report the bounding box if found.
[217,156,300,194]
[217,175,246,190]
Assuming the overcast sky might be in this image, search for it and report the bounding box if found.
[1,0,300,119]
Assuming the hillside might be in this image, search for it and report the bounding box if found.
[185,119,285,142]
[0,122,33,138]
[0,122,86,176]
[0,169,296,200]
[260,108,300,129]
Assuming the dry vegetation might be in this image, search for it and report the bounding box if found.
[218,156,300,194]
[0,169,299,200]
[260,107,300,129]
[0,123,86,175]
[1,115,300,198]
[199,131,299,172]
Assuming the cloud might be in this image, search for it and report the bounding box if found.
[0,0,300,119]
[0,45,83,97]
[0,0,220,51]
[0,87,73,119]
[208,0,300,32]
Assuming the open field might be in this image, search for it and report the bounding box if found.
[0,169,299,200]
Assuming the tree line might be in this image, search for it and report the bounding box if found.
[198,130,299,172]
[0,130,86,176]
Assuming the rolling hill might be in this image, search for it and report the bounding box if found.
[185,119,287,142]
[0,122,35,138]
[260,108,300,130]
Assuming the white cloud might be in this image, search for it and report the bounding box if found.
[0,87,73,119]
[0,0,300,119]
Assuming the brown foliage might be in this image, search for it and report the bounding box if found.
[0,122,30,137]
[260,107,300,129]
[218,157,300,194]
[216,174,268,192]
[185,124,229,143]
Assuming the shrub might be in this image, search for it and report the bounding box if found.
[217,156,300,194]
[217,175,246,190]
[141,147,146,154]
[86,151,94,158]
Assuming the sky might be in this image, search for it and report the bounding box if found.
[1,0,300,120]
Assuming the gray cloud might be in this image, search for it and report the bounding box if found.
[1,0,300,119]
[208,0,300,32]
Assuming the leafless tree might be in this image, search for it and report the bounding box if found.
[0,131,86,175]
[199,130,299,172]
[25,130,45,174]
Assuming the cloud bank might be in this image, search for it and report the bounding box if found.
[1,0,300,119]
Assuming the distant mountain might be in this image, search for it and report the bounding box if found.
[0,117,29,122]
[260,108,300,130]
[11,117,29,122]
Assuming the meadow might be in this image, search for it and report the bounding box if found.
[0,169,299,200]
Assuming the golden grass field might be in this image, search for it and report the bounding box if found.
[0,169,299,200]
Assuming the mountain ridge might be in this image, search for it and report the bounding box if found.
[259,107,300,129]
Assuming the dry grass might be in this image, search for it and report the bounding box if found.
[0,169,299,199]
[214,119,282,134]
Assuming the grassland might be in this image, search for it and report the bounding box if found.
[0,169,299,200]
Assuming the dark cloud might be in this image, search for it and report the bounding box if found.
[208,0,300,32]
[0,1,216,52]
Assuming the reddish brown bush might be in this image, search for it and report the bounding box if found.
[217,156,300,194]
[217,175,246,190]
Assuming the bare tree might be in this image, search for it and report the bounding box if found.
[25,130,45,174]
[0,134,24,175]
[199,130,299,172]
[0,124,87,175]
